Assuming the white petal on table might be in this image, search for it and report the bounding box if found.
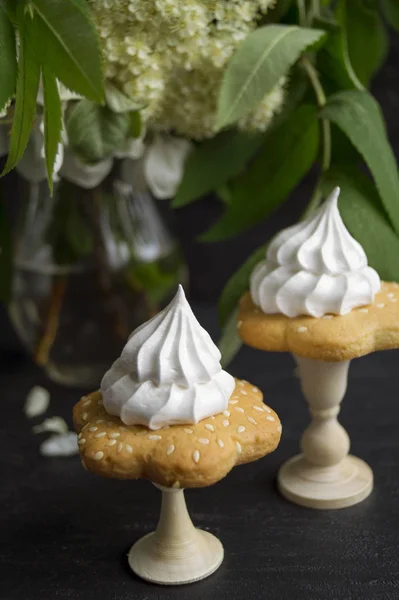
[32,417,69,435]
[40,432,78,457]
[24,386,50,418]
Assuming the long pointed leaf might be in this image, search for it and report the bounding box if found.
[203,104,319,241]
[30,0,104,103]
[0,5,17,111]
[217,25,325,129]
[321,90,399,235]
[174,130,264,208]
[42,66,62,192]
[2,7,40,176]
[218,245,268,328]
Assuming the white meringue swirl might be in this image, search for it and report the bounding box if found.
[250,187,381,318]
[101,285,235,429]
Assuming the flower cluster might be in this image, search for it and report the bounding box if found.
[89,0,284,139]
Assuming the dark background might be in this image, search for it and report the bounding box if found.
[1,32,399,600]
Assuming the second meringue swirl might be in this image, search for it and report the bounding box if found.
[250,187,381,318]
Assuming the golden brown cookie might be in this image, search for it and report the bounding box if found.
[238,281,399,362]
[73,379,281,489]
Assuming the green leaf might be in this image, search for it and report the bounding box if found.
[30,0,104,102]
[0,197,12,303]
[174,130,264,207]
[0,0,17,23]
[321,90,399,236]
[0,5,17,111]
[66,99,130,163]
[216,25,326,129]
[218,245,267,327]
[41,66,62,192]
[315,15,364,91]
[2,7,40,176]
[202,104,319,241]
[321,167,399,282]
[218,307,242,368]
[382,0,399,31]
[105,84,143,113]
[129,111,142,139]
[336,0,388,86]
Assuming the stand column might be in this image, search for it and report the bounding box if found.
[128,485,224,584]
[278,356,373,509]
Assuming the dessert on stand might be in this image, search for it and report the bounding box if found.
[74,286,281,585]
[238,187,399,510]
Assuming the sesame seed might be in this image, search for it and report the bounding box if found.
[96,419,105,424]
[247,416,257,425]
[125,444,133,454]
[83,399,91,407]
[94,432,106,438]
[241,390,247,395]
[78,432,82,439]
[252,387,258,393]
[237,320,243,329]
[391,298,397,303]
[377,303,385,308]
[205,424,215,432]
[359,308,368,313]
[117,442,123,453]
[387,293,395,298]
[238,381,245,387]
[109,432,120,439]
[217,439,224,448]
[184,428,193,434]
[267,415,275,422]
[236,442,242,454]
[235,407,244,413]
[82,413,88,421]
[193,450,200,464]
[297,326,308,333]
[78,438,86,445]
[198,438,210,445]
[93,451,104,461]
[265,406,271,413]
[166,445,175,456]
[237,426,246,433]
[277,424,282,433]
[229,399,238,404]
[253,406,263,412]
[148,435,161,441]
[210,416,215,420]
[223,410,230,417]
[88,427,98,432]
[106,440,117,447]
[222,420,230,427]
[323,315,333,319]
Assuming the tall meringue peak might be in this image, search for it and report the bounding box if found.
[101,286,235,429]
[121,284,222,387]
[267,187,367,275]
[250,187,381,318]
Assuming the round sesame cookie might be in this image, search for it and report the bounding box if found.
[238,282,399,362]
[73,379,281,489]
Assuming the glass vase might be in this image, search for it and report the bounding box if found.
[9,163,187,388]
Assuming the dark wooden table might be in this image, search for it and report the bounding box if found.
[2,305,399,600]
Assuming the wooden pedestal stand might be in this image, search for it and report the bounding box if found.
[128,485,224,585]
[278,356,373,510]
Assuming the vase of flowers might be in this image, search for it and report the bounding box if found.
[1,0,398,373]
[8,130,187,387]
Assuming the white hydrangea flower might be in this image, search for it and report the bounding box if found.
[89,0,283,139]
